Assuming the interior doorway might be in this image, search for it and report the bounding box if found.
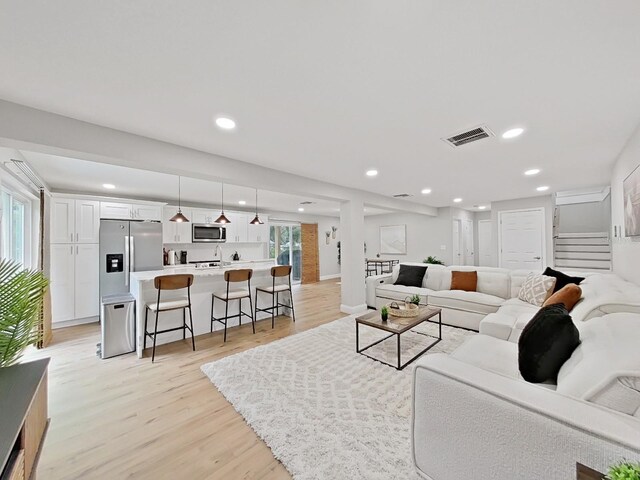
[270,223,302,283]
[498,208,545,270]
[477,219,492,266]
[452,219,462,265]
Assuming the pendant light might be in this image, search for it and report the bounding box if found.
[170,176,190,222]
[215,182,231,224]
[249,188,264,224]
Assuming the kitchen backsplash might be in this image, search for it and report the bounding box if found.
[164,242,269,263]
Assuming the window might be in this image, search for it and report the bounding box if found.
[269,224,301,282]
[2,189,30,266]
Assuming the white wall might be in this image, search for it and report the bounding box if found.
[364,210,452,265]
[489,195,555,268]
[611,122,640,285]
[557,196,611,233]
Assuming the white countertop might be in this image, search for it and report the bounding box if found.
[132,261,275,282]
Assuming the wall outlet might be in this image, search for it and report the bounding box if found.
[440,245,447,250]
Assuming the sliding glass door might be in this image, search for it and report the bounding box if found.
[269,224,301,283]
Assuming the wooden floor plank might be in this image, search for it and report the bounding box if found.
[24,280,344,480]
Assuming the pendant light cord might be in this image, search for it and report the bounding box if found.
[178,176,181,209]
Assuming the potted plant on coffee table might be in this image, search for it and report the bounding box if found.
[380,306,389,322]
[0,259,49,368]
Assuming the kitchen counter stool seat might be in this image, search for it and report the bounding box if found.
[144,274,195,362]
[255,265,296,329]
[211,269,254,342]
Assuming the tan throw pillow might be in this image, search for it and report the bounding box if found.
[543,284,583,312]
[518,273,556,306]
[450,271,477,292]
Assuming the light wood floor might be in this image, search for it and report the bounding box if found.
[25,280,344,480]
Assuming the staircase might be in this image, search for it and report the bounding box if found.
[554,232,611,271]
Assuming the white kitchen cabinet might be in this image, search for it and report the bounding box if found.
[131,203,162,221]
[191,208,218,224]
[162,206,192,244]
[50,243,100,323]
[100,201,132,220]
[50,244,76,322]
[247,221,269,243]
[226,212,249,242]
[51,198,100,244]
[74,244,100,319]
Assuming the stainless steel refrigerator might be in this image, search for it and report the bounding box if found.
[99,219,163,297]
[99,220,163,357]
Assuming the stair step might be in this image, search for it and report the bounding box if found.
[555,245,611,253]
[554,252,612,261]
[556,232,609,239]
[555,237,610,246]
[555,258,611,270]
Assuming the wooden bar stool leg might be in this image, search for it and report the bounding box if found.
[188,305,195,351]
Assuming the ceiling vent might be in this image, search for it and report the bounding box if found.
[392,193,413,198]
[443,125,494,147]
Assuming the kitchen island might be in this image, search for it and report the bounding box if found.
[130,260,278,358]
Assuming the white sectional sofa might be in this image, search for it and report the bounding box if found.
[366,262,640,332]
[412,313,640,479]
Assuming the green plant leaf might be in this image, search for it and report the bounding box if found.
[0,259,49,368]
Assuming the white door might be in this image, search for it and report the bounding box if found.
[74,243,99,318]
[478,220,492,266]
[75,200,100,243]
[499,209,545,270]
[51,198,75,244]
[100,202,132,220]
[50,244,75,322]
[463,219,474,265]
[452,219,462,265]
[247,221,269,242]
[191,209,210,224]
[131,203,162,221]
[175,208,192,243]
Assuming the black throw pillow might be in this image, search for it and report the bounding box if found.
[543,267,585,293]
[518,304,580,383]
[394,265,428,287]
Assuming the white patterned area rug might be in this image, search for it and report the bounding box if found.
[201,316,475,480]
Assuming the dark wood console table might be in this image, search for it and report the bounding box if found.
[0,358,49,480]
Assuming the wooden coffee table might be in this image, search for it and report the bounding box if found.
[355,306,442,370]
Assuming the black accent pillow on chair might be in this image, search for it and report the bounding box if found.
[518,304,580,383]
[543,267,585,293]
[394,265,428,287]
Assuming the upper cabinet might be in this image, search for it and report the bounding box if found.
[191,208,218,224]
[100,202,162,221]
[162,206,192,244]
[51,198,100,244]
[224,212,269,243]
[248,222,269,243]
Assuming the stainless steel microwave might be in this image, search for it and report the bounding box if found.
[192,224,227,243]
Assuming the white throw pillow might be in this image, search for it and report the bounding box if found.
[557,313,640,416]
[517,273,556,306]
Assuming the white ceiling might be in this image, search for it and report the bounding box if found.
[20,150,390,217]
[1,1,640,210]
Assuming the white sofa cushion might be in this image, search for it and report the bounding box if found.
[557,313,640,416]
[376,283,430,303]
[518,273,556,306]
[450,335,522,379]
[428,290,504,315]
[479,313,518,341]
[496,297,540,317]
[439,266,510,298]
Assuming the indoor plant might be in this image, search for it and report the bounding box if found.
[0,259,49,368]
[423,256,444,265]
[380,306,388,322]
[408,294,421,306]
[607,461,640,480]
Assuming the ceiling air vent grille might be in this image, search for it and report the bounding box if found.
[392,193,412,198]
[443,125,493,147]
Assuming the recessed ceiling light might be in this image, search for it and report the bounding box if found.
[215,116,236,130]
[366,169,378,177]
[536,186,549,192]
[478,205,487,210]
[524,168,540,176]
[421,188,432,195]
[502,127,524,139]
[298,207,305,212]
[453,198,462,203]
[102,183,115,189]
[238,200,246,205]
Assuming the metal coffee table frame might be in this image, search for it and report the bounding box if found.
[355,308,442,370]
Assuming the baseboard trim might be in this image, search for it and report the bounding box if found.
[340,303,368,315]
[320,274,341,281]
[52,316,99,329]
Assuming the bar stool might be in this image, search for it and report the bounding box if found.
[211,269,254,342]
[255,265,296,329]
[144,274,195,362]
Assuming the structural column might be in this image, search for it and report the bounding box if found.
[339,198,367,314]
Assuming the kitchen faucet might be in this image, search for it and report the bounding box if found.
[214,244,223,262]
